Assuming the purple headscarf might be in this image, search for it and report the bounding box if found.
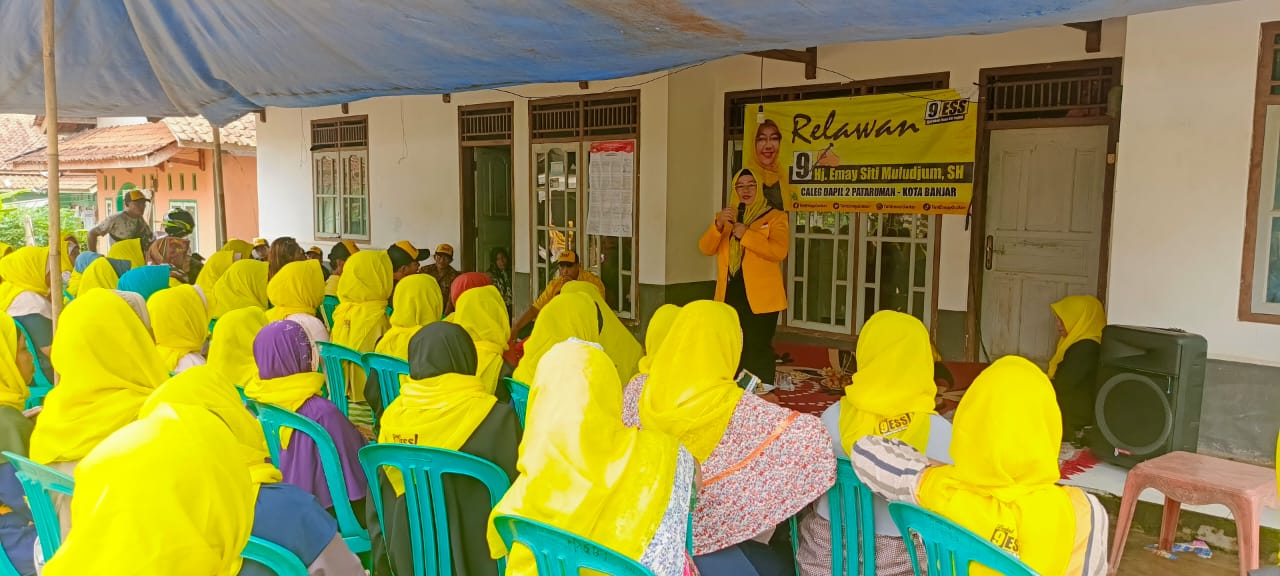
[254,320,313,379]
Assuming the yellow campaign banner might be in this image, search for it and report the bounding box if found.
[744,89,976,214]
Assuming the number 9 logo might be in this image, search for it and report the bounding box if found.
[927,101,940,119]
[792,152,812,182]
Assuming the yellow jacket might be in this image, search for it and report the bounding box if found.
[698,209,789,314]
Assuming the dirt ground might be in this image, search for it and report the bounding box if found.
[1115,529,1243,576]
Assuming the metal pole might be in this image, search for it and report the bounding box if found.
[43,0,63,331]
[212,123,227,247]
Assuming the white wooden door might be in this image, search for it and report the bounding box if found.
[981,126,1107,365]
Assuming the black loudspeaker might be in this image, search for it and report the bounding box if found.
[1089,325,1207,468]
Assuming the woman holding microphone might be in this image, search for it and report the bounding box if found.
[699,169,790,386]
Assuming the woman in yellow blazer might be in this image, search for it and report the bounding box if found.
[698,168,789,385]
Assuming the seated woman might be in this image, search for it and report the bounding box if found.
[0,312,37,576]
[212,259,269,320]
[1049,295,1106,441]
[561,280,643,382]
[245,320,369,515]
[622,300,836,576]
[509,291,600,385]
[795,310,952,576]
[636,304,680,376]
[0,247,52,320]
[374,322,520,576]
[202,307,268,389]
[72,255,119,297]
[266,259,330,353]
[147,285,210,374]
[449,285,510,394]
[29,290,170,482]
[105,238,145,269]
[194,239,255,312]
[488,340,695,576]
[849,356,1108,576]
[367,274,442,418]
[117,265,173,301]
[446,271,492,318]
[141,351,364,576]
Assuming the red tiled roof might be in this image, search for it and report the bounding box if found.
[9,122,178,169]
[0,172,98,192]
[0,115,45,169]
[162,114,256,150]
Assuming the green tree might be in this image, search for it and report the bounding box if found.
[0,199,87,249]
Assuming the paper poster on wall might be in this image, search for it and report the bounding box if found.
[587,140,635,237]
[743,89,976,214]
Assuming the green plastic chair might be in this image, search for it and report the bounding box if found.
[0,548,18,576]
[320,295,340,329]
[242,536,309,576]
[316,341,364,418]
[492,514,654,576]
[502,377,529,427]
[788,457,876,576]
[3,452,74,561]
[13,320,51,409]
[888,502,1036,576]
[252,403,371,557]
[208,318,218,335]
[363,353,409,410]
[359,444,511,576]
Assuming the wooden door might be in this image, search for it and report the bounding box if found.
[981,126,1107,365]
[472,146,513,272]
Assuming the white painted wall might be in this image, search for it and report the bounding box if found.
[1110,0,1280,365]
[259,20,1124,314]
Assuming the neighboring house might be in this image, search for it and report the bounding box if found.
[257,0,1277,462]
[10,115,259,256]
[0,114,98,218]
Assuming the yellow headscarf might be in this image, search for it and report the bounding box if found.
[728,169,770,276]
[212,259,269,319]
[148,285,210,372]
[223,239,254,256]
[206,307,269,390]
[374,274,442,359]
[511,291,599,384]
[639,300,744,462]
[331,250,393,399]
[917,356,1075,576]
[839,311,937,455]
[29,290,170,465]
[380,324,496,496]
[141,366,281,485]
[59,235,75,275]
[195,240,254,310]
[266,259,325,322]
[0,312,29,411]
[1048,295,1105,378]
[560,281,643,384]
[106,238,145,269]
[0,243,12,259]
[43,403,255,576]
[0,246,49,311]
[487,341,679,571]
[637,304,680,375]
[76,257,119,295]
[450,285,510,394]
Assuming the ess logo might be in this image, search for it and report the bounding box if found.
[924,99,969,125]
[990,526,1020,555]
[877,413,913,436]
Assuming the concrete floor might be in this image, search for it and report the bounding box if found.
[1115,528,1243,576]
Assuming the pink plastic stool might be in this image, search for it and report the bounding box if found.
[1109,451,1279,576]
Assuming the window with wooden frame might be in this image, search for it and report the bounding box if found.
[311,117,370,240]
[530,92,639,319]
[1242,22,1280,321]
[724,74,948,335]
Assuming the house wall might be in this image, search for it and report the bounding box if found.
[1110,0,1280,463]
[95,148,258,256]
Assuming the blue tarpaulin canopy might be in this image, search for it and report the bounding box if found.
[0,0,1221,125]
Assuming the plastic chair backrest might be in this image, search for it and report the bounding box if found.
[887,502,1037,576]
[359,444,511,576]
[0,547,18,576]
[208,318,218,334]
[492,514,655,576]
[13,319,51,409]
[316,341,364,418]
[251,403,370,555]
[3,452,74,561]
[363,353,409,409]
[503,378,529,427]
[242,536,309,576]
[320,295,339,329]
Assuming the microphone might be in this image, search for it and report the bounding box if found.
[736,202,746,224]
